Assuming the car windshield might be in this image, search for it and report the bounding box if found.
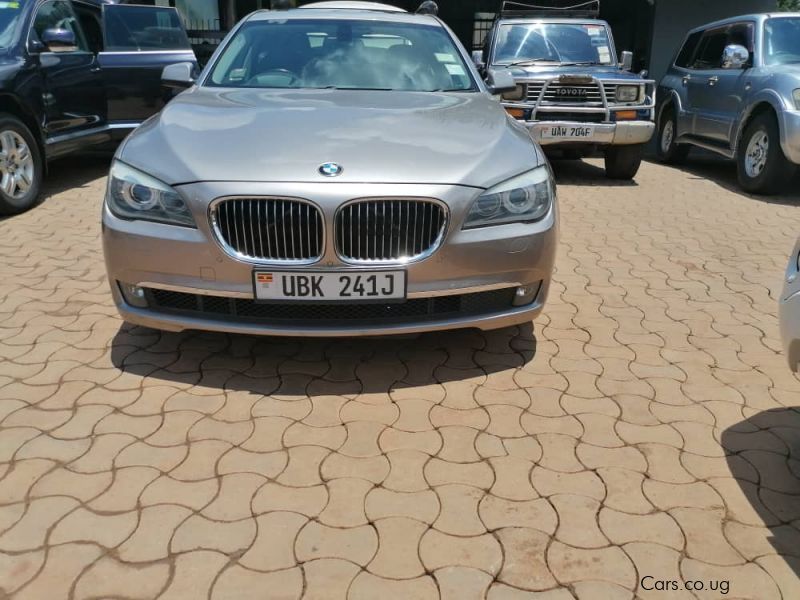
[764,17,800,66]
[0,0,24,50]
[493,22,615,66]
[207,17,476,91]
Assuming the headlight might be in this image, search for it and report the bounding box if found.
[464,166,554,229]
[107,161,195,227]
[793,89,800,111]
[616,85,640,103]
[502,84,526,101]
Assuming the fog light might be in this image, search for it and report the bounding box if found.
[615,110,637,120]
[119,282,148,308]
[513,283,540,307]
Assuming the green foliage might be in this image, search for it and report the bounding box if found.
[778,0,800,11]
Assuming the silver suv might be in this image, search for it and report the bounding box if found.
[656,13,800,195]
[473,1,656,180]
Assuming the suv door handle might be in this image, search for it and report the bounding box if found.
[682,75,691,85]
[708,76,719,85]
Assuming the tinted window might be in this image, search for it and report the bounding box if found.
[32,0,88,51]
[692,28,727,69]
[727,22,754,52]
[675,31,702,68]
[103,5,190,51]
[493,22,615,66]
[764,17,800,66]
[208,18,475,92]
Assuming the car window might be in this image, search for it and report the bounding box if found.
[103,5,190,52]
[73,5,103,53]
[727,22,754,53]
[764,17,800,66]
[207,18,476,92]
[675,30,702,68]
[691,27,728,69]
[493,22,615,66]
[32,0,89,52]
[0,0,25,50]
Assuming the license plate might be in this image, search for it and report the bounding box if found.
[253,270,406,303]
[541,125,595,139]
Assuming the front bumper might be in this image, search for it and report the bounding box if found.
[103,181,558,337]
[779,109,800,165]
[780,238,800,371]
[526,120,655,146]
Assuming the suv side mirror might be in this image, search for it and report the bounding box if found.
[472,50,485,70]
[486,68,516,95]
[41,28,78,53]
[620,51,633,71]
[162,62,196,90]
[722,44,749,69]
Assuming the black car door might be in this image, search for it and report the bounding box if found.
[30,0,106,144]
[97,4,197,125]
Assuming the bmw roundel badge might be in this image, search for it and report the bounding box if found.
[319,162,343,177]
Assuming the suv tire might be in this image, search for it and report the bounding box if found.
[604,144,644,180]
[0,114,43,216]
[656,106,690,164]
[737,112,796,195]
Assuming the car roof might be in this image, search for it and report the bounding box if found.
[687,12,800,33]
[300,1,407,12]
[248,4,439,25]
[496,17,609,27]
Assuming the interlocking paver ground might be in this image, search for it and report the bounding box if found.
[1,155,800,599]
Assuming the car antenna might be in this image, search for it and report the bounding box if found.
[416,1,439,16]
[271,0,295,9]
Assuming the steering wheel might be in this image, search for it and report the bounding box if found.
[246,68,299,86]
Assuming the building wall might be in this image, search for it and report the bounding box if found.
[649,0,777,82]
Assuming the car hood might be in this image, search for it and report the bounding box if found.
[120,87,543,189]
[506,65,646,80]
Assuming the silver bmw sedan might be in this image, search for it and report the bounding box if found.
[102,2,558,337]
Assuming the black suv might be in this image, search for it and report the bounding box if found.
[0,0,196,215]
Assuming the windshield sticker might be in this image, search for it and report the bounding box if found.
[598,46,611,62]
[445,64,466,76]
[585,26,604,36]
[0,2,20,8]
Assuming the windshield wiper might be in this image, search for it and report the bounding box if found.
[559,61,602,66]
[504,58,561,67]
[307,86,394,91]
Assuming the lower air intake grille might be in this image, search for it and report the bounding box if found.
[145,287,518,326]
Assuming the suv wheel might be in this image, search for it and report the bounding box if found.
[737,112,796,195]
[0,114,43,216]
[656,106,690,164]
[604,144,644,180]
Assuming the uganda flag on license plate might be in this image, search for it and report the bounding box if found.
[257,274,274,285]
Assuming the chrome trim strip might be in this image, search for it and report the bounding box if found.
[333,197,450,266]
[408,282,521,299]
[99,50,195,56]
[138,282,251,299]
[208,196,325,266]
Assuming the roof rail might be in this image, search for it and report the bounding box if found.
[499,1,600,19]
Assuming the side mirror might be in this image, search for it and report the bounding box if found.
[486,68,516,95]
[471,50,485,70]
[620,51,633,71]
[162,62,196,90]
[41,28,77,53]
[722,44,749,69]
